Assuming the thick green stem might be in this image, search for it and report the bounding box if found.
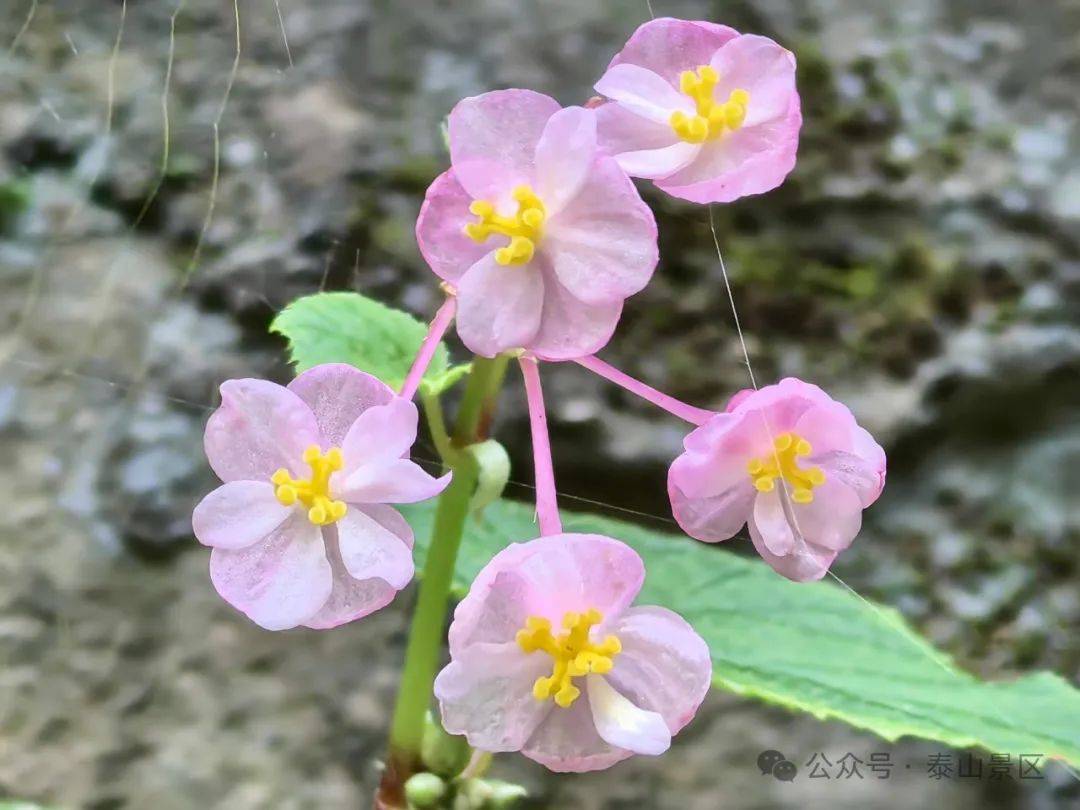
[378,356,505,806]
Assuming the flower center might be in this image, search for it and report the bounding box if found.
[516,608,621,708]
[463,185,546,266]
[669,65,750,144]
[746,432,826,504]
[271,445,348,526]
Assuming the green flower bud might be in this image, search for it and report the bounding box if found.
[404,772,446,808]
[421,712,471,777]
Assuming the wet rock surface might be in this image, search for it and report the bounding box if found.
[0,0,1077,807]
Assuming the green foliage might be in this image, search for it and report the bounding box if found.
[402,498,1080,767]
[271,292,456,392]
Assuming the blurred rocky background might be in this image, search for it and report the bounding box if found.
[1,0,1077,807]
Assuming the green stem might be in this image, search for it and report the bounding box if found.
[379,356,505,803]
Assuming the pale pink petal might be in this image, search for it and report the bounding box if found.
[209,513,332,630]
[726,377,828,432]
[456,253,544,357]
[605,606,712,734]
[448,534,644,657]
[192,481,293,550]
[543,156,658,305]
[287,364,394,448]
[586,674,670,756]
[447,569,535,658]
[521,692,630,773]
[595,101,680,158]
[339,398,419,476]
[709,34,797,128]
[448,89,561,202]
[669,432,751,499]
[851,425,887,506]
[668,474,755,543]
[614,141,701,179]
[786,478,863,551]
[529,270,622,361]
[435,642,553,752]
[724,388,755,412]
[337,458,450,505]
[593,63,691,124]
[656,100,801,203]
[749,484,859,579]
[748,518,836,583]
[415,169,492,284]
[303,528,397,629]
[534,106,597,215]
[607,17,739,87]
[335,506,415,589]
[204,378,320,483]
[751,488,797,556]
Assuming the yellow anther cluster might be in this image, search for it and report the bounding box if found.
[272,445,348,526]
[463,185,546,266]
[516,609,622,708]
[669,65,750,144]
[746,432,826,504]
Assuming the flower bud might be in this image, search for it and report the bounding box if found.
[404,772,447,808]
[421,711,471,777]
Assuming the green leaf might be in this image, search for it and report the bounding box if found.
[270,292,448,391]
[402,498,1080,767]
[420,362,472,398]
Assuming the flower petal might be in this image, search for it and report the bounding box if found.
[521,691,630,773]
[287,364,394,448]
[594,63,691,124]
[668,474,755,543]
[435,642,553,752]
[456,252,544,357]
[415,169,492,284]
[335,506,415,589]
[608,17,739,86]
[586,674,670,756]
[709,34,797,129]
[192,481,293,550]
[339,397,419,475]
[656,102,801,203]
[751,488,798,556]
[787,478,863,551]
[338,458,450,505]
[748,517,837,583]
[204,378,320,483]
[529,268,623,361]
[448,89,561,202]
[606,606,712,734]
[595,101,680,159]
[534,106,597,215]
[544,155,658,305]
[448,534,644,656]
[209,513,331,630]
[613,141,700,180]
[303,506,412,629]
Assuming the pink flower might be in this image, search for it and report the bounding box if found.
[434,534,711,772]
[668,378,886,581]
[416,90,658,360]
[192,364,449,630]
[593,17,801,204]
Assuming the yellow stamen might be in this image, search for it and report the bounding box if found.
[516,609,621,708]
[746,432,826,504]
[669,65,750,144]
[271,445,348,526]
[463,185,546,266]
